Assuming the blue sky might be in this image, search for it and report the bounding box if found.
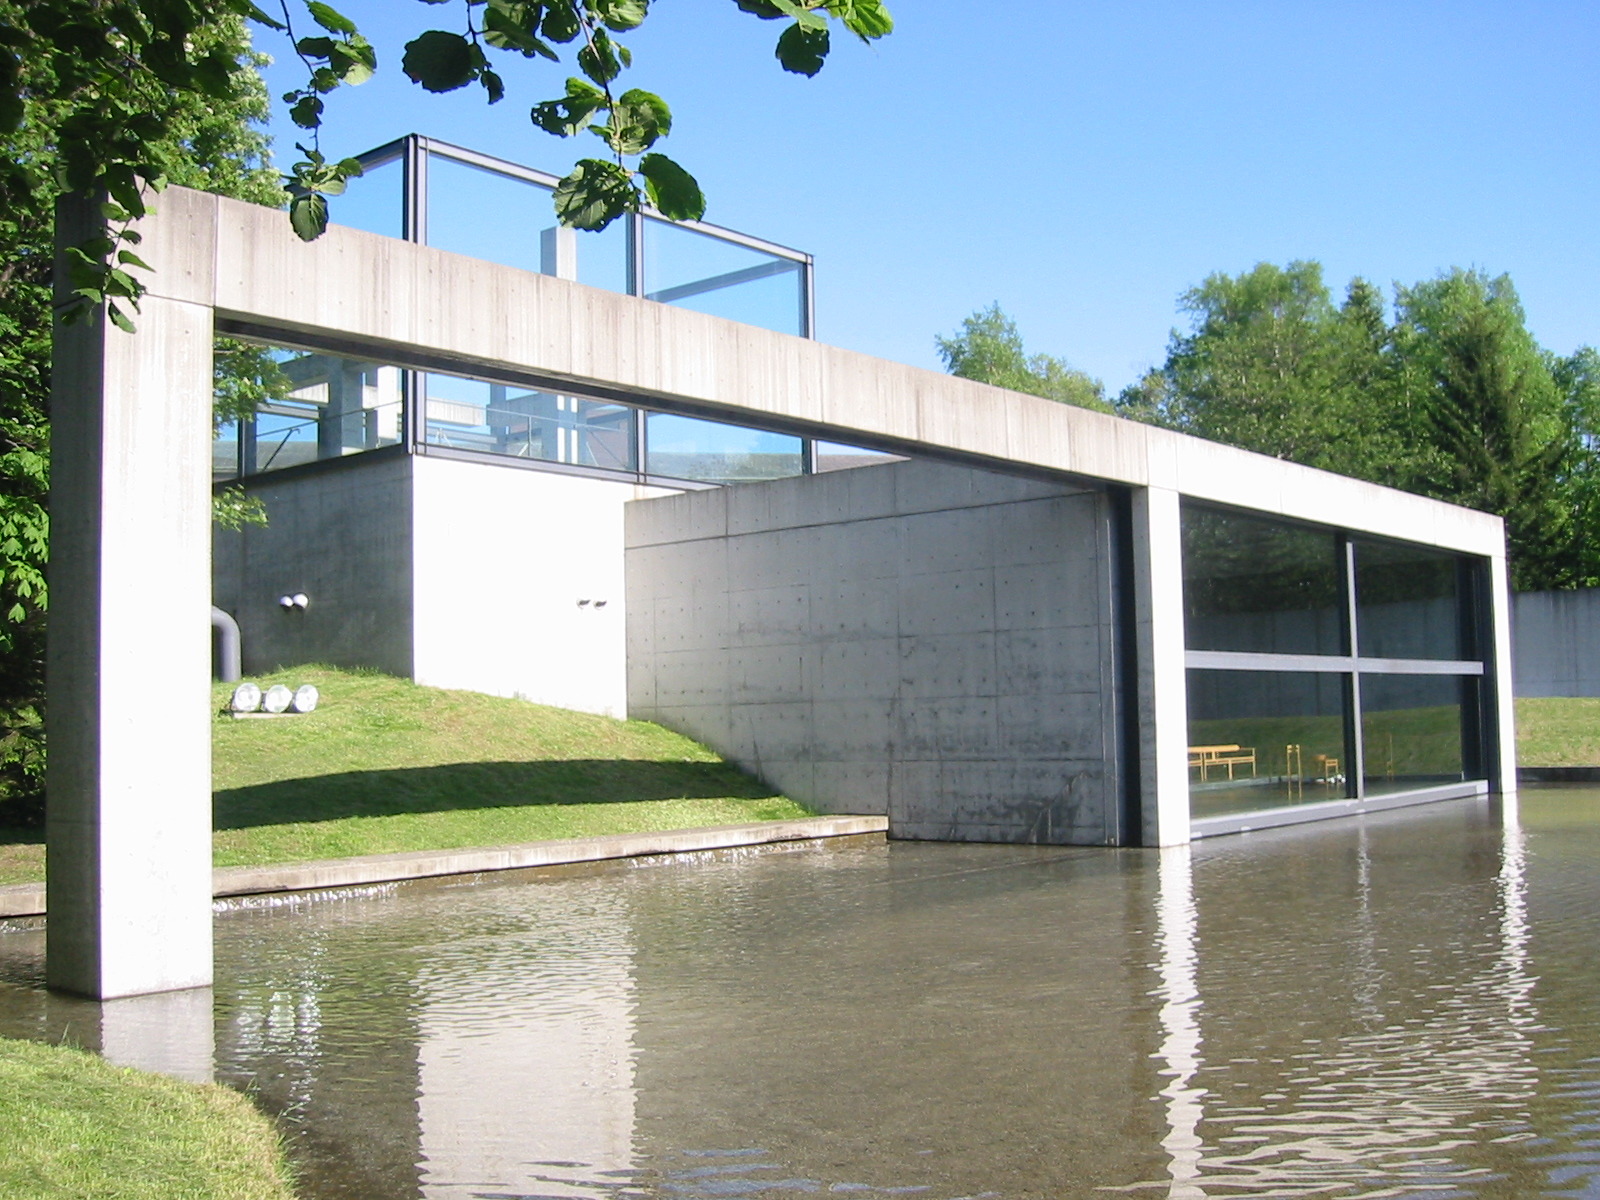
[256,2,1600,394]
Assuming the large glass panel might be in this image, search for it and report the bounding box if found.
[1187,669,1349,819]
[1181,506,1344,655]
[213,420,240,482]
[330,154,402,239]
[812,441,907,473]
[1354,539,1468,660]
[1359,673,1472,796]
[644,413,802,483]
[426,154,628,292]
[422,374,635,471]
[643,218,805,335]
[216,343,404,476]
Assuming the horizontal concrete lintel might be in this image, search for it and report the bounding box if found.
[0,815,887,918]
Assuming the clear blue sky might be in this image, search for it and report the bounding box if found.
[257,1,1600,394]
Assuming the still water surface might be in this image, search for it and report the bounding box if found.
[3,788,1599,1199]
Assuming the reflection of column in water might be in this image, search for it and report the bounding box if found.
[1496,798,1538,1040]
[1154,844,1208,1200]
[97,987,215,1085]
[414,887,637,1200]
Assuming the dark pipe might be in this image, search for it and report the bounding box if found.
[211,606,242,682]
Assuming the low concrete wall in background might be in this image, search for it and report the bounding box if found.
[1513,588,1600,698]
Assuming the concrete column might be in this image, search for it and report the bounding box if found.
[1130,486,1191,846]
[1487,549,1519,795]
[47,197,215,997]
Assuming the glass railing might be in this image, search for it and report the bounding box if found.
[333,136,812,338]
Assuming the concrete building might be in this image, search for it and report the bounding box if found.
[52,138,1517,997]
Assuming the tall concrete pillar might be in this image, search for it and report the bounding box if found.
[1131,486,1192,846]
[47,195,215,998]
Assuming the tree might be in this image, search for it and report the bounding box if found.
[0,6,283,825]
[1118,260,1600,591]
[0,1,894,329]
[1391,270,1586,590]
[1119,261,1420,486]
[936,304,1109,412]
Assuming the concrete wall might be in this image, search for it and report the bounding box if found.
[626,459,1127,845]
[1514,588,1600,697]
[411,457,675,716]
[214,451,415,678]
[215,451,678,717]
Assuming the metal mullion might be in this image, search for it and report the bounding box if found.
[627,211,644,298]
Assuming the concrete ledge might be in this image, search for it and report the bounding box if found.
[0,815,887,919]
[1518,766,1600,784]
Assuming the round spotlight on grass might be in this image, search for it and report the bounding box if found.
[291,684,319,713]
[261,684,293,714]
[229,682,261,713]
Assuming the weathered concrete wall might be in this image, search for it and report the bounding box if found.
[213,452,414,678]
[1514,588,1600,697]
[411,457,676,716]
[626,459,1126,845]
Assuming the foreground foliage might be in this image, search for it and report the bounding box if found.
[0,9,283,826]
[0,1037,295,1200]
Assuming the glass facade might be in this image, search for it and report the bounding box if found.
[1182,508,1344,655]
[643,414,802,484]
[332,136,812,339]
[1353,538,1470,660]
[1182,501,1491,826]
[213,347,403,483]
[219,138,893,489]
[1187,670,1348,819]
[214,341,902,489]
[1358,673,1470,796]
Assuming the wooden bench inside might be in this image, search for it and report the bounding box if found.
[1188,743,1258,781]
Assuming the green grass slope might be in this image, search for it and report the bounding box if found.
[0,667,811,886]
[0,1037,295,1200]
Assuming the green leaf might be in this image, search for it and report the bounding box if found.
[597,88,670,154]
[289,95,324,128]
[116,250,153,270]
[403,30,477,92]
[590,0,649,31]
[306,1,359,35]
[732,0,786,18]
[330,39,377,85]
[776,22,829,75]
[296,35,336,58]
[638,153,705,221]
[480,68,506,104]
[553,158,638,230]
[531,78,608,136]
[840,0,893,38]
[577,29,624,84]
[290,192,329,241]
[242,2,288,31]
[108,304,137,334]
[542,3,583,42]
[768,0,828,30]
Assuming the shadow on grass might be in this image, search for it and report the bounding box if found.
[214,759,778,830]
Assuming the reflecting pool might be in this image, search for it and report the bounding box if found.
[3,788,1599,1199]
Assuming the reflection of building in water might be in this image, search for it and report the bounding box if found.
[1153,803,1544,1196]
[413,886,637,1200]
[624,846,1170,1197]
[215,904,427,1200]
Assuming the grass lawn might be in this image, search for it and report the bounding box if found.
[0,666,812,886]
[1515,696,1600,767]
[0,1036,294,1200]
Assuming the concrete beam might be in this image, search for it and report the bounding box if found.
[46,197,215,998]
